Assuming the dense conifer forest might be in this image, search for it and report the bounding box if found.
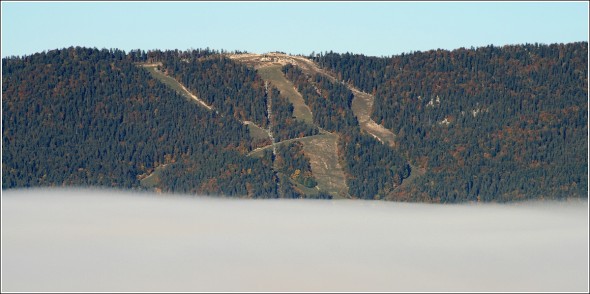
[313,42,588,202]
[283,64,411,199]
[2,43,587,202]
[2,47,277,197]
[150,50,269,128]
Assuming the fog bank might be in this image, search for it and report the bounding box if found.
[2,188,588,292]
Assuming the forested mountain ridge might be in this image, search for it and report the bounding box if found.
[2,43,587,202]
[1,48,278,197]
[313,42,588,202]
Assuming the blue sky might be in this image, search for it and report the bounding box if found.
[1,1,588,58]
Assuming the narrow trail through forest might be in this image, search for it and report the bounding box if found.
[264,81,277,157]
[247,134,327,157]
[140,63,213,111]
[230,54,350,198]
[137,62,272,188]
[288,55,398,148]
[229,53,425,196]
[141,54,419,198]
[231,53,399,147]
[139,63,270,140]
[269,54,426,193]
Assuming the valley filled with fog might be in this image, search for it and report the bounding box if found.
[2,188,588,292]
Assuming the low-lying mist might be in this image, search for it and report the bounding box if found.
[2,188,588,292]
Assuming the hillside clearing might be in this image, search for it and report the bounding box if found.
[228,53,398,146]
[300,133,350,199]
[350,88,396,147]
[257,65,314,124]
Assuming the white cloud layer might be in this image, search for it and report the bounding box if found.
[2,188,588,292]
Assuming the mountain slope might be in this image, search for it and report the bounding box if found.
[2,47,277,197]
[2,43,587,202]
[314,42,588,202]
